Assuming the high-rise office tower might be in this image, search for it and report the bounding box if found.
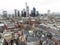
[21,9,26,17]
[18,11,20,17]
[36,11,39,16]
[30,10,33,17]
[30,7,36,17]
[21,11,24,16]
[15,9,17,16]
[33,7,36,16]
[3,11,7,18]
[23,9,26,17]
[26,2,29,17]
[14,9,20,17]
[47,10,50,15]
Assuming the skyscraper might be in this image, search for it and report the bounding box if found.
[47,10,50,15]
[14,9,20,17]
[21,9,26,17]
[21,11,24,16]
[26,2,29,17]
[3,11,7,18]
[30,7,36,17]
[36,11,39,16]
[18,11,20,17]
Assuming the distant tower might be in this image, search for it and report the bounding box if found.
[31,7,36,17]
[21,11,23,17]
[18,11,20,17]
[14,9,20,17]
[15,9,17,17]
[47,10,50,15]
[3,11,7,18]
[26,2,29,17]
[33,7,36,16]
[36,11,39,16]
[23,9,26,17]
[21,9,26,17]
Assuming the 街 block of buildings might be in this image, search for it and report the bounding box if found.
[0,3,60,45]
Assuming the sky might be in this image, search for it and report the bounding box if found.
[0,0,60,14]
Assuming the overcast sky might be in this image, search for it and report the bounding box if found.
[0,0,60,13]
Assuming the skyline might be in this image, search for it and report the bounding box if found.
[0,0,60,14]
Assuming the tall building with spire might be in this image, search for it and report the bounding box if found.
[26,2,29,17]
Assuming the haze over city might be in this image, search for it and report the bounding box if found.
[0,0,60,45]
[0,0,60,14]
